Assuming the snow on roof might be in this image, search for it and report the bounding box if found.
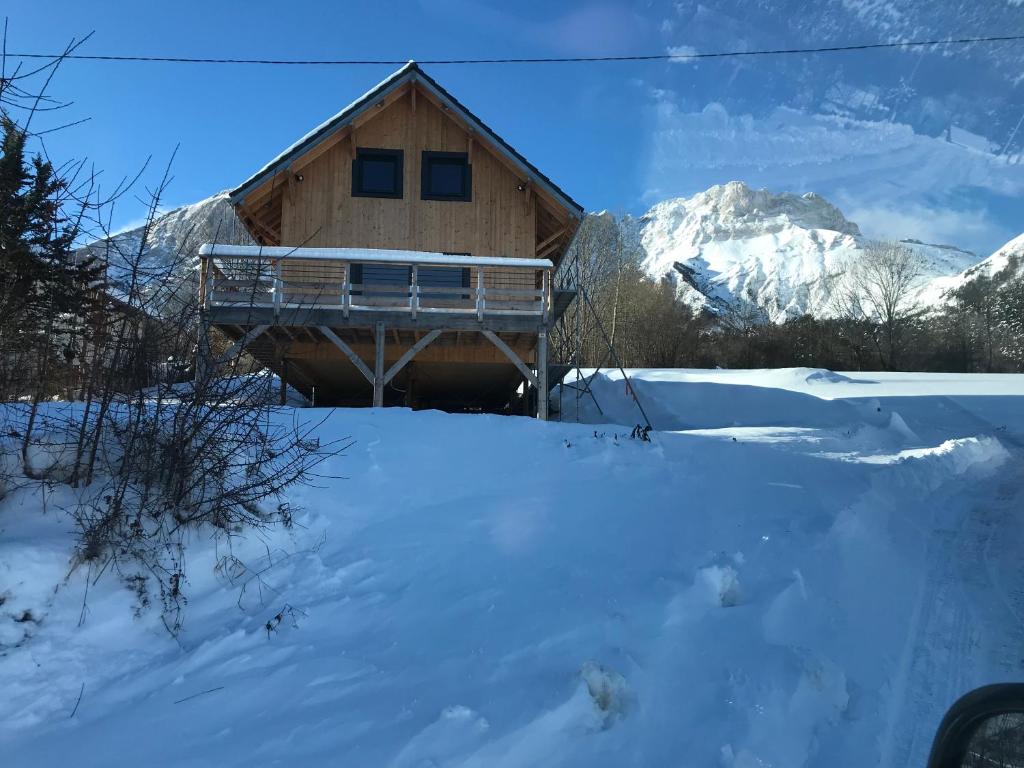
[228,61,583,217]
[199,244,554,270]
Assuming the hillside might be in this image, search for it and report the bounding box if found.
[919,232,1024,306]
[80,193,249,299]
[2,370,1023,766]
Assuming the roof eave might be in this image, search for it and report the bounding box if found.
[229,61,419,204]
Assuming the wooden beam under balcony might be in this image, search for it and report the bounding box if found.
[208,305,547,334]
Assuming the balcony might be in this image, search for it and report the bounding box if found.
[198,245,555,331]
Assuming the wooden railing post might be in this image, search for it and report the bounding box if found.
[342,263,351,318]
[198,256,209,309]
[272,259,282,317]
[410,265,419,320]
[476,267,485,321]
[541,268,550,324]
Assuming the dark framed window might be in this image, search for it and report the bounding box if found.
[349,262,471,300]
[349,263,410,297]
[352,148,403,199]
[419,264,471,299]
[421,151,471,202]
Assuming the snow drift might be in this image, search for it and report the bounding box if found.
[2,369,1023,767]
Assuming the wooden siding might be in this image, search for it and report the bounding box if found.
[280,89,538,260]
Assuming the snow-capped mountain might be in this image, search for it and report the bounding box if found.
[918,232,1024,306]
[616,181,981,321]
[115,192,247,260]
[101,182,1008,322]
[96,192,247,269]
[80,193,249,300]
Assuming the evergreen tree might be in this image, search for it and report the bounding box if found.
[0,116,102,397]
[997,278,1024,371]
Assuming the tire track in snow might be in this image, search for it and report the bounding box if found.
[880,451,1024,768]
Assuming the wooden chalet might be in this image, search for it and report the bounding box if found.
[197,61,582,417]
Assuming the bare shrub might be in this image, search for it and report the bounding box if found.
[0,40,346,635]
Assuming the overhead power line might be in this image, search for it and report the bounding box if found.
[6,34,1024,67]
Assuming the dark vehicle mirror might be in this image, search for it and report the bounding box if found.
[928,684,1024,767]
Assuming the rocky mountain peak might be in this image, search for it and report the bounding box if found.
[641,181,861,250]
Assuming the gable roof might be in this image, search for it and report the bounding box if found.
[228,61,584,218]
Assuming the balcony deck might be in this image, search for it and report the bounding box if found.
[197,245,570,415]
[199,245,556,333]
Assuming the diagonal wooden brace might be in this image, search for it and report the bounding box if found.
[482,329,537,389]
[384,329,443,385]
[216,324,269,366]
[318,325,374,383]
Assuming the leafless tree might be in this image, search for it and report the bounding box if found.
[832,241,926,369]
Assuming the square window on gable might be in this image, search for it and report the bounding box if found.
[421,151,471,202]
[352,148,403,198]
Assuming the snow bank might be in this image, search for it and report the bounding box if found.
[558,367,1024,443]
[1,370,1022,767]
[140,371,309,407]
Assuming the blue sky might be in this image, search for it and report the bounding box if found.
[6,1,1024,254]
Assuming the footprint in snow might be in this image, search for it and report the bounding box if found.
[580,661,635,729]
[389,705,490,768]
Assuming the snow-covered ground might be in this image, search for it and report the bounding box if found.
[2,368,1023,767]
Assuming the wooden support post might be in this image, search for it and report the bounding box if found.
[373,321,385,407]
[537,329,549,421]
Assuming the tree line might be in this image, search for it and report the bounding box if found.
[554,215,1024,374]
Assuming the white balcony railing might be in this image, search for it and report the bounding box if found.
[198,245,552,322]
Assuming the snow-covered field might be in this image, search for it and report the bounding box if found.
[2,368,1023,767]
